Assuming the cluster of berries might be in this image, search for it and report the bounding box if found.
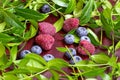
[64,48,82,64]
[63,18,95,56]
[20,45,54,62]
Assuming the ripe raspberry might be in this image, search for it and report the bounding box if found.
[35,34,55,50]
[63,18,79,32]
[77,40,95,55]
[38,22,56,36]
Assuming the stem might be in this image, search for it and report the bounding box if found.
[19,68,49,80]
[18,41,27,52]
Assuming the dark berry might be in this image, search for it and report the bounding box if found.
[43,54,54,62]
[64,48,76,59]
[76,27,88,37]
[31,45,42,54]
[70,56,82,64]
[20,50,31,58]
[40,4,50,13]
[64,34,74,44]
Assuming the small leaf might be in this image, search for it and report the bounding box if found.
[73,0,84,17]
[52,0,68,7]
[15,8,48,21]
[0,33,15,43]
[115,41,120,50]
[3,74,18,80]
[87,28,100,46]
[10,46,17,62]
[91,52,110,64]
[0,43,5,57]
[54,16,64,32]
[74,34,80,43]
[65,0,76,14]
[0,22,6,32]
[80,0,94,25]
[100,73,111,80]
[56,47,67,52]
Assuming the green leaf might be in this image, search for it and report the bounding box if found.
[3,74,18,80]
[87,28,100,45]
[107,55,117,67]
[0,54,8,66]
[73,0,84,17]
[50,70,59,80]
[3,10,25,34]
[74,34,80,43]
[115,41,120,50]
[24,25,37,40]
[10,46,17,62]
[65,0,76,14]
[52,0,68,7]
[91,52,110,64]
[15,8,48,21]
[0,43,5,57]
[56,47,67,52]
[82,67,106,77]
[100,73,111,80]
[36,75,48,80]
[80,0,94,25]
[48,59,68,71]
[25,53,47,66]
[54,16,64,32]
[115,1,120,14]
[0,33,15,43]
[0,22,6,32]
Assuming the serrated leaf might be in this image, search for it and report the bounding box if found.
[52,0,68,7]
[65,0,76,14]
[80,0,94,25]
[15,8,48,21]
[56,47,67,52]
[0,33,15,43]
[91,52,110,64]
[0,43,5,57]
[54,16,64,32]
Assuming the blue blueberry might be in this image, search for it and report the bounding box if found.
[80,36,91,43]
[64,34,74,44]
[76,27,88,37]
[70,56,82,64]
[20,50,31,58]
[31,45,42,54]
[40,4,50,13]
[64,48,76,59]
[43,54,54,62]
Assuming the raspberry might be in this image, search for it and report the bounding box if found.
[76,27,88,37]
[63,18,79,32]
[38,22,56,36]
[35,34,55,50]
[40,4,50,13]
[64,34,74,44]
[77,40,95,55]
[64,48,77,60]
[80,36,91,43]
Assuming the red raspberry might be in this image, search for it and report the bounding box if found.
[38,22,56,36]
[63,18,79,32]
[77,40,95,55]
[35,34,55,50]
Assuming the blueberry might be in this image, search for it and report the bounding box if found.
[20,50,31,58]
[70,56,82,64]
[43,54,54,62]
[80,36,91,43]
[31,45,42,54]
[40,4,50,13]
[76,27,88,37]
[64,48,76,59]
[64,34,74,44]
